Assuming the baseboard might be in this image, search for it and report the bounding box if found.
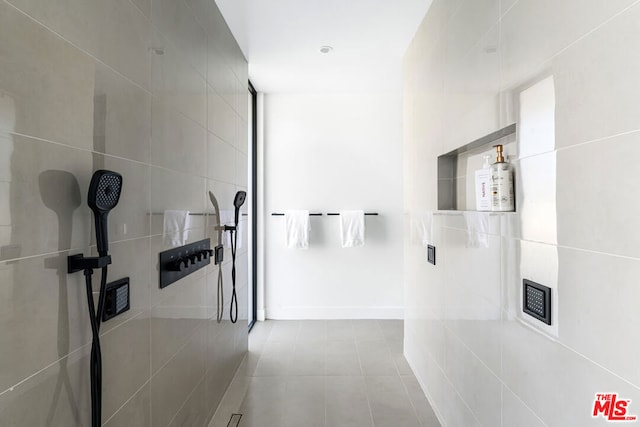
[264,306,404,319]
[256,309,266,321]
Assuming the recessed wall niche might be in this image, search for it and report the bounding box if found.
[437,124,517,211]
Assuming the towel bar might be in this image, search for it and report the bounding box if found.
[270,212,377,216]
[327,213,378,216]
[271,213,323,216]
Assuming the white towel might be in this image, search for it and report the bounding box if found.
[163,210,191,247]
[340,210,365,248]
[463,211,489,248]
[411,212,433,247]
[284,210,310,249]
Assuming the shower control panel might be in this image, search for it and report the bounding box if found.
[159,238,212,289]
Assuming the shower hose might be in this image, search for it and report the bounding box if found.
[230,225,239,324]
[83,265,108,427]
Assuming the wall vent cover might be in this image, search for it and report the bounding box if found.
[427,245,436,265]
[523,279,551,325]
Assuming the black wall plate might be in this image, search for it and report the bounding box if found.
[427,245,436,265]
[159,239,211,289]
[103,277,130,322]
[523,279,551,325]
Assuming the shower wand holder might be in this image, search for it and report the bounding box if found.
[67,254,112,274]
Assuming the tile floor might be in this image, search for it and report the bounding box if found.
[222,320,440,427]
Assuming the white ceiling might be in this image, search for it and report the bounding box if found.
[215,0,433,93]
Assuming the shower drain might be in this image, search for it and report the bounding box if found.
[227,413,242,427]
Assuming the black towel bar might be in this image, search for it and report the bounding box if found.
[326,213,378,216]
[271,213,323,216]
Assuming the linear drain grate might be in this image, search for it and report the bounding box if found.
[227,413,242,427]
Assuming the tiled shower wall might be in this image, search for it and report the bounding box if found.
[0,0,248,425]
[404,0,640,426]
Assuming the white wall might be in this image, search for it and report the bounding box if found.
[262,92,404,319]
[404,0,640,426]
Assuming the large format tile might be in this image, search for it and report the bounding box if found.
[326,376,373,427]
[151,99,207,176]
[365,376,421,427]
[101,313,151,421]
[208,86,239,146]
[326,320,356,341]
[239,377,287,427]
[0,252,90,393]
[554,1,640,148]
[0,2,94,150]
[236,149,249,188]
[152,0,207,78]
[104,382,151,427]
[502,318,640,426]
[559,247,640,388]
[442,330,501,427]
[169,375,210,427]
[439,376,482,427]
[151,30,206,128]
[151,273,207,374]
[357,340,398,376]
[130,0,150,18]
[325,341,362,376]
[445,0,499,59]
[252,340,294,377]
[0,344,91,426]
[401,375,441,427]
[0,133,92,261]
[442,23,501,153]
[500,0,636,89]
[208,132,237,184]
[150,326,206,427]
[556,133,640,258]
[501,386,547,427]
[282,377,325,427]
[267,320,300,342]
[93,62,151,163]
[289,341,325,376]
[7,0,152,89]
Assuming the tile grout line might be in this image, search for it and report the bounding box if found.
[2,0,152,94]
[385,319,424,426]
[499,0,640,94]
[352,320,376,427]
[501,381,549,427]
[102,378,152,426]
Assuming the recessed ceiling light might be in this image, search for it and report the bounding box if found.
[319,46,333,54]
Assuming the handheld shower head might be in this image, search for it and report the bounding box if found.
[233,191,246,225]
[88,170,122,256]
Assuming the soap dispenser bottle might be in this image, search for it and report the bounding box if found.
[490,144,514,211]
[474,155,491,211]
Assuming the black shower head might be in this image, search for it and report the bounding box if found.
[234,191,246,209]
[88,170,122,256]
[233,191,246,225]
